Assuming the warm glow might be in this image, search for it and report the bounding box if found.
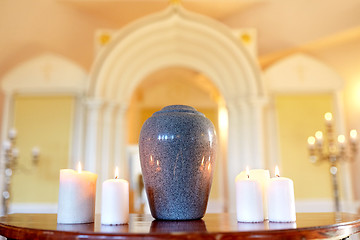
[350,129,358,139]
[337,135,345,144]
[218,106,228,135]
[315,131,323,140]
[77,162,82,173]
[275,166,280,177]
[246,166,250,178]
[307,136,316,145]
[324,112,332,122]
[115,167,119,179]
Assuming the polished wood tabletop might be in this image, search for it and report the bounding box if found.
[0,212,359,239]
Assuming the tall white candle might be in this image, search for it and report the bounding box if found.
[101,167,129,225]
[236,168,270,219]
[235,168,264,222]
[267,166,296,222]
[57,162,97,224]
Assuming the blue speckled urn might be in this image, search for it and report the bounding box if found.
[139,105,217,220]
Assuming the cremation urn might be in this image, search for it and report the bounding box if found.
[139,105,217,220]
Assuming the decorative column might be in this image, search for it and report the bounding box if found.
[265,97,281,172]
[113,105,129,180]
[226,98,265,213]
[249,98,266,169]
[101,102,117,181]
[70,95,85,167]
[84,99,104,173]
[226,100,243,213]
[333,91,354,210]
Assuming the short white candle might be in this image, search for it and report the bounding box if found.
[57,162,97,224]
[236,168,270,219]
[267,166,296,222]
[101,167,129,225]
[235,168,264,222]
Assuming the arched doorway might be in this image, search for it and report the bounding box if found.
[126,66,225,213]
[0,53,87,214]
[86,4,265,212]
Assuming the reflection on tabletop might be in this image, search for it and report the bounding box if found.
[57,223,95,232]
[100,224,129,233]
[237,221,297,231]
[150,219,207,233]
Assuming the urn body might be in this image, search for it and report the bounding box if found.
[139,105,217,220]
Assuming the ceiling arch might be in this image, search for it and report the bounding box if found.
[87,4,265,105]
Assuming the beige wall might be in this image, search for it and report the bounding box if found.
[275,94,334,200]
[12,95,74,203]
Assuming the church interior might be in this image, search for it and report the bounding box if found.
[1,0,360,229]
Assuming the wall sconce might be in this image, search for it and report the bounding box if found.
[32,147,40,165]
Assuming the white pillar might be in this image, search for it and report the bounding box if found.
[226,100,243,213]
[265,97,281,172]
[84,99,104,173]
[226,98,265,213]
[101,102,117,181]
[114,105,129,180]
[249,99,266,169]
[70,95,85,168]
[333,91,354,211]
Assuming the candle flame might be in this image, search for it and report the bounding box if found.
[275,166,280,177]
[350,129,357,139]
[324,112,333,122]
[246,166,250,178]
[77,162,82,173]
[307,136,316,145]
[114,167,119,179]
[338,135,345,144]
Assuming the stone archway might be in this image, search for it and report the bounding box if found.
[86,4,265,212]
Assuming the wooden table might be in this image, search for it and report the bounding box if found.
[0,212,359,239]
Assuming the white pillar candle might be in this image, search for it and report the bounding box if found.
[248,169,270,219]
[57,162,97,224]
[236,168,270,219]
[267,166,296,222]
[101,167,129,225]
[235,168,264,222]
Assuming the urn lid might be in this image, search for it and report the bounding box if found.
[153,105,205,117]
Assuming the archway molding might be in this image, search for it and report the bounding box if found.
[87,4,266,212]
[265,53,354,212]
[0,53,87,214]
